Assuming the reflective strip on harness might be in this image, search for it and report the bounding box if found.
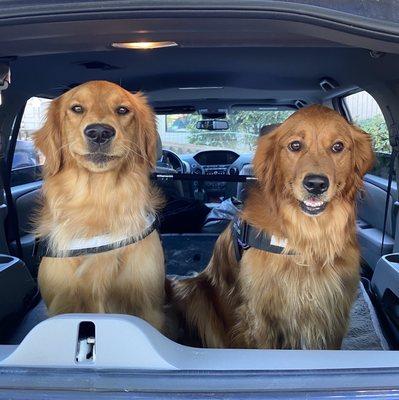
[37,214,157,258]
[232,217,293,260]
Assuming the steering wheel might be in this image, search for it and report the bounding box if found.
[161,149,185,173]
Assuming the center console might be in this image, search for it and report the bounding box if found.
[192,151,240,196]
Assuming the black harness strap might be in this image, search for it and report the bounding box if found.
[37,218,158,258]
[232,217,293,261]
[381,149,398,256]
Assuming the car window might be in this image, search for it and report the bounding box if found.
[11,97,50,185]
[157,109,294,155]
[344,91,390,179]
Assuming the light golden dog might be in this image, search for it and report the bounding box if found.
[171,105,374,349]
[34,80,165,331]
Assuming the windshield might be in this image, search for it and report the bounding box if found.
[157,109,294,154]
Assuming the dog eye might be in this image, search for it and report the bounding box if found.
[116,106,129,115]
[288,141,302,152]
[71,105,84,114]
[332,142,344,153]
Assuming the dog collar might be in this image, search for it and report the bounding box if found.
[232,217,294,261]
[36,214,158,258]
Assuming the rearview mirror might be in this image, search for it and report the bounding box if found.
[196,119,229,131]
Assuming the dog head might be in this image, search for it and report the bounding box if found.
[253,105,375,217]
[34,80,157,176]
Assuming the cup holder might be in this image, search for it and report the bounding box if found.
[384,254,399,264]
[0,255,15,264]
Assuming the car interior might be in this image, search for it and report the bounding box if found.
[0,2,399,386]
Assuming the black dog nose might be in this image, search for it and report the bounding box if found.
[84,124,115,145]
[303,174,329,195]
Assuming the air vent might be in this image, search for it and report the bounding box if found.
[193,167,203,175]
[228,167,239,176]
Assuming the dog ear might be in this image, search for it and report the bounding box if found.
[351,125,375,180]
[131,92,157,169]
[33,98,63,177]
[253,128,279,191]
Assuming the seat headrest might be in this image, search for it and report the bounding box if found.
[259,123,281,136]
[156,131,163,160]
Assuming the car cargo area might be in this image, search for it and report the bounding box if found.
[1,4,399,399]
[0,232,394,351]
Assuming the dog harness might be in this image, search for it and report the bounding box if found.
[35,214,158,258]
[232,217,293,261]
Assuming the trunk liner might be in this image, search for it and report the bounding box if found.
[7,282,389,350]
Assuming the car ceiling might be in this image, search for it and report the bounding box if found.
[3,12,399,110]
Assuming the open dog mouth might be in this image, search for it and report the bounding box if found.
[84,153,120,164]
[299,198,327,216]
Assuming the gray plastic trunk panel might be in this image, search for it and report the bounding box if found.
[1,314,399,370]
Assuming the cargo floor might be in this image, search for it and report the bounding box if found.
[7,282,389,350]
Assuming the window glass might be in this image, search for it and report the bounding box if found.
[12,97,50,171]
[157,109,294,155]
[10,97,51,186]
[344,91,390,179]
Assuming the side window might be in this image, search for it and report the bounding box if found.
[344,91,390,179]
[11,97,51,185]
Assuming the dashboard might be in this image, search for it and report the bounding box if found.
[188,150,246,177]
[193,150,240,167]
[179,150,254,200]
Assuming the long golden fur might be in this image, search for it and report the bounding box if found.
[34,80,165,331]
[171,105,375,349]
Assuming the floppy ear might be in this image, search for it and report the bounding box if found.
[33,98,63,177]
[351,125,375,180]
[253,128,279,192]
[131,92,157,169]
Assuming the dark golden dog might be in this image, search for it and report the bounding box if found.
[171,105,374,349]
[34,81,165,331]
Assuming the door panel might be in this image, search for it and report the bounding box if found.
[357,174,397,271]
[9,181,42,276]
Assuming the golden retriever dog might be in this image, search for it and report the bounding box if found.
[171,105,374,349]
[34,80,165,331]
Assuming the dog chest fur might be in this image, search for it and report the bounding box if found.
[233,247,360,349]
[38,231,165,330]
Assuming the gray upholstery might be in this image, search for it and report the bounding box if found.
[357,223,394,269]
[356,180,395,269]
[357,181,394,236]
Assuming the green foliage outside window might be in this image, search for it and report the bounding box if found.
[356,114,390,153]
[167,110,293,151]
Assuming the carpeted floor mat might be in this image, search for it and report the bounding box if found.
[342,283,388,350]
